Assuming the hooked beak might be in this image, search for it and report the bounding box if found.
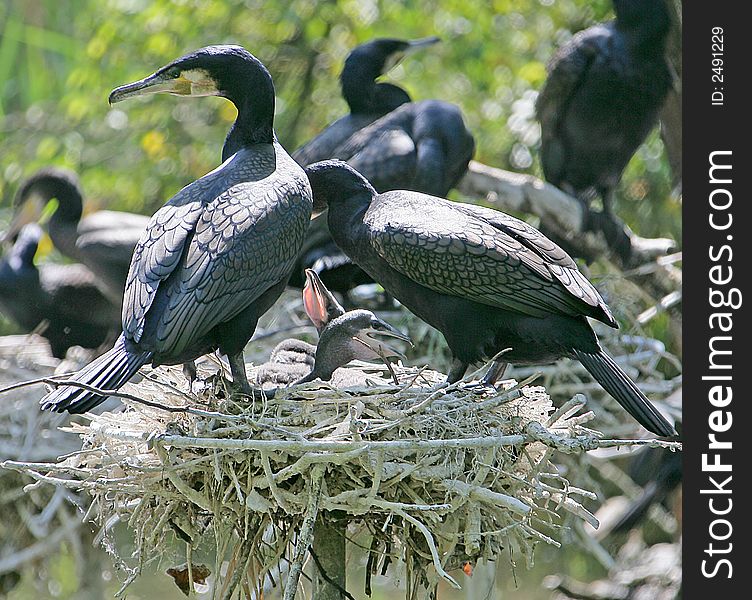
[109,72,193,104]
[2,196,45,245]
[383,36,441,75]
[406,36,441,51]
[354,320,412,359]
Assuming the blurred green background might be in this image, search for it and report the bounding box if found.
[0,0,679,234]
[0,1,680,598]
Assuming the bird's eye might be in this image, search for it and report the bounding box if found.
[165,67,181,79]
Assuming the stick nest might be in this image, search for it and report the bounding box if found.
[11,361,680,599]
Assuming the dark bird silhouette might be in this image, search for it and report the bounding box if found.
[256,270,410,386]
[331,99,475,197]
[5,167,149,304]
[536,0,672,261]
[610,428,682,533]
[293,36,440,167]
[0,224,119,358]
[291,47,475,297]
[304,161,675,437]
[40,45,312,414]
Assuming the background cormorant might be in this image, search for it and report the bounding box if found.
[292,36,440,168]
[292,89,474,301]
[304,161,675,437]
[40,45,312,414]
[536,0,672,261]
[0,224,119,358]
[5,167,149,304]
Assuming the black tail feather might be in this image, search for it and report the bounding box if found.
[40,334,151,414]
[610,481,660,534]
[574,348,676,437]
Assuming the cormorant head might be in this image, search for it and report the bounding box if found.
[342,36,440,113]
[109,45,276,157]
[109,45,273,106]
[613,0,670,40]
[2,167,83,244]
[2,223,41,273]
[305,160,377,214]
[300,267,411,381]
[302,268,346,333]
[313,309,412,381]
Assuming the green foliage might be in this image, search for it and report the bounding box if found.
[1,0,678,243]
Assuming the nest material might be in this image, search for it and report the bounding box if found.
[5,358,681,600]
[0,335,102,585]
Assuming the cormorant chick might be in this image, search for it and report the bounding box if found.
[255,269,410,386]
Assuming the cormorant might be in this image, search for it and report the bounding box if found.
[5,167,149,303]
[255,270,411,386]
[536,0,672,261]
[292,36,440,167]
[40,45,312,413]
[304,161,676,437]
[331,99,475,197]
[0,224,120,358]
[293,88,475,297]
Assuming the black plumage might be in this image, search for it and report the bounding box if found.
[255,270,410,386]
[304,161,675,437]
[331,99,475,197]
[536,0,672,260]
[292,53,475,296]
[6,167,149,304]
[40,45,312,413]
[0,224,119,358]
[293,37,439,167]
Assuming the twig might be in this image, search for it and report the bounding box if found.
[283,464,325,600]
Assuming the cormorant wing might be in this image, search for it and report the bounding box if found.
[293,114,374,167]
[365,192,612,322]
[535,25,610,182]
[123,149,310,354]
[333,114,417,191]
[41,264,121,328]
[452,202,615,325]
[152,180,309,353]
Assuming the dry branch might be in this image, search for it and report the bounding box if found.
[456,161,680,297]
[3,356,680,598]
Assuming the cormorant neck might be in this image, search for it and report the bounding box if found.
[220,66,276,161]
[342,74,410,115]
[23,175,84,226]
[615,2,670,50]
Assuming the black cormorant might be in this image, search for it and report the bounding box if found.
[536,0,672,260]
[304,161,675,437]
[0,224,120,358]
[293,87,474,297]
[5,167,149,303]
[331,99,475,197]
[255,270,410,386]
[40,45,312,413]
[292,36,440,167]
